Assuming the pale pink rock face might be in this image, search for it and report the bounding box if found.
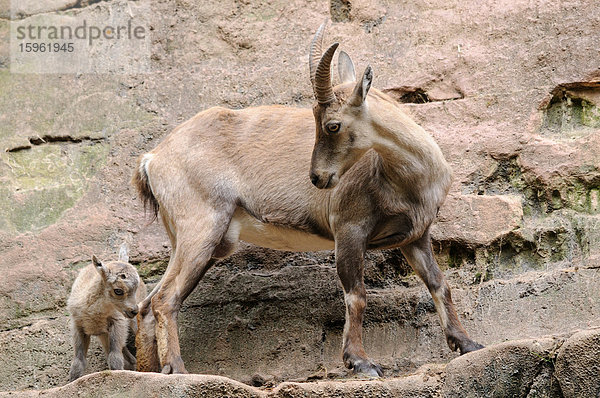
[1,0,599,393]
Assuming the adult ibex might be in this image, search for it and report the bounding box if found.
[133,22,483,377]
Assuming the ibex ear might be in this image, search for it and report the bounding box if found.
[118,243,129,263]
[338,51,356,84]
[349,66,373,107]
[93,255,107,279]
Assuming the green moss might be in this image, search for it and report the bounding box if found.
[9,188,78,232]
[467,221,573,277]
[8,145,69,189]
[581,99,600,128]
[447,250,464,269]
[137,259,169,280]
[472,270,493,284]
[0,65,156,239]
[75,142,111,178]
[13,306,33,320]
[562,182,600,214]
[542,91,600,136]
[569,211,600,260]
[435,241,475,270]
[0,142,109,233]
[590,189,600,213]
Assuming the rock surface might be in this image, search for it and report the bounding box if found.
[4,328,599,397]
[431,194,524,246]
[0,0,599,394]
[554,329,600,397]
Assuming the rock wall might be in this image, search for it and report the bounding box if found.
[0,0,599,393]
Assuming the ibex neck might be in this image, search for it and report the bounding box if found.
[370,108,451,204]
[86,275,109,307]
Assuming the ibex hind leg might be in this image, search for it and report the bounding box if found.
[151,204,236,374]
[136,308,160,372]
[139,210,177,317]
[136,213,178,373]
[400,230,484,354]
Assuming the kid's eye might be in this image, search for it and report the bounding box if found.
[114,288,124,296]
[326,122,341,133]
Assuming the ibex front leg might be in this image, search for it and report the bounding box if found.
[69,326,90,381]
[335,227,383,377]
[401,229,484,354]
[99,319,128,371]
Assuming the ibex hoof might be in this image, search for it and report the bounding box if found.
[346,356,383,378]
[459,340,485,355]
[161,357,188,374]
[448,335,485,355]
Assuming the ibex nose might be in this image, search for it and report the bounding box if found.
[126,307,139,318]
[310,172,319,187]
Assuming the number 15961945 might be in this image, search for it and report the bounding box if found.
[19,42,74,52]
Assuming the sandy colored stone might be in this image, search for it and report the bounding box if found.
[9,0,79,18]
[0,372,263,398]
[554,328,600,398]
[4,331,600,397]
[432,194,523,246]
[442,337,561,398]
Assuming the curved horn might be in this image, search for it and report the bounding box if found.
[314,42,339,104]
[309,20,328,86]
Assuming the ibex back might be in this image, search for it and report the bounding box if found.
[133,22,483,376]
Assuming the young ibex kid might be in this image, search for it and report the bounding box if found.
[67,244,146,381]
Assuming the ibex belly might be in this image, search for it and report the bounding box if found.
[367,213,414,250]
[231,208,334,252]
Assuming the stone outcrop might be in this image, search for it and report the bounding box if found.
[431,194,523,246]
[4,328,599,398]
[554,329,600,397]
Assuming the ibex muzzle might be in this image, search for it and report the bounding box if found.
[133,21,483,378]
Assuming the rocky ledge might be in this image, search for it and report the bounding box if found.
[3,328,598,398]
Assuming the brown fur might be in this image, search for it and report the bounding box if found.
[135,307,159,372]
[67,244,146,381]
[132,159,159,221]
[132,24,483,376]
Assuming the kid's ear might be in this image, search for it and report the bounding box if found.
[92,255,106,279]
[118,243,129,263]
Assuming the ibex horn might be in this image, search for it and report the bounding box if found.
[309,19,328,86]
[314,42,339,104]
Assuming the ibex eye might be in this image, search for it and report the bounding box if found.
[326,122,341,133]
[114,288,124,296]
